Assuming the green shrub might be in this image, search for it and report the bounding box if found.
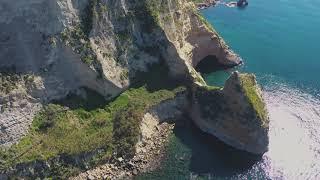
[32,105,62,132]
[0,73,20,94]
[113,102,144,158]
[1,69,185,177]
[239,74,268,127]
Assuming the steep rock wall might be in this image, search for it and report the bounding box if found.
[0,0,240,147]
[190,72,269,154]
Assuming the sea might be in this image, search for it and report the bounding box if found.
[137,0,320,179]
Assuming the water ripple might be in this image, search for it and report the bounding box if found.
[262,83,320,180]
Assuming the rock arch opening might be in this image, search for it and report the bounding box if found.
[195,55,227,74]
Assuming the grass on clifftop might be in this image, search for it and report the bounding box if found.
[191,0,205,3]
[3,86,181,164]
[0,62,185,177]
[194,85,224,120]
[239,74,269,127]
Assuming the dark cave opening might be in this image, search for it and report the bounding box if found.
[195,55,231,74]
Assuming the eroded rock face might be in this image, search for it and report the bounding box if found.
[0,0,240,147]
[190,72,269,154]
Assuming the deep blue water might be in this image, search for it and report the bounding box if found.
[202,0,320,95]
[138,1,320,179]
[200,1,320,179]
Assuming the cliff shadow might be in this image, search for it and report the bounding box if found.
[172,117,265,178]
[129,57,186,93]
[195,55,237,74]
[51,87,107,111]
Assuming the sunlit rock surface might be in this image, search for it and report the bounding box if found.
[0,0,239,147]
[190,72,269,154]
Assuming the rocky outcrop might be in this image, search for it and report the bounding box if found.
[155,0,242,71]
[195,0,217,10]
[71,93,188,180]
[190,72,269,154]
[138,92,187,144]
[237,0,249,7]
[0,0,240,147]
[0,74,43,147]
[0,0,270,178]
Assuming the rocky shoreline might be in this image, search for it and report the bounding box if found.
[71,94,188,180]
[70,93,187,180]
[196,0,248,10]
[72,123,174,180]
[195,0,218,10]
[0,0,267,178]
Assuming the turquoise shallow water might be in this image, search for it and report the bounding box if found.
[138,1,320,179]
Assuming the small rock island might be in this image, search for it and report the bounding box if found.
[237,0,249,7]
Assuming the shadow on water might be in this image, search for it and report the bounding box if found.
[195,55,235,74]
[173,119,262,177]
[137,117,265,179]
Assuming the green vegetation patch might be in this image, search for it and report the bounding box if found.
[191,0,205,3]
[0,62,185,178]
[0,73,20,94]
[145,0,161,24]
[60,0,101,65]
[61,25,97,65]
[113,86,183,159]
[0,73,35,94]
[239,74,269,127]
[131,0,162,32]
[0,102,113,170]
[0,86,183,165]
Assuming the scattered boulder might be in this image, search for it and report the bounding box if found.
[237,0,249,7]
[87,174,95,180]
[117,157,124,163]
[132,169,138,175]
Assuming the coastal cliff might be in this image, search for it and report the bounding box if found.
[190,72,269,154]
[0,0,266,178]
[0,0,240,147]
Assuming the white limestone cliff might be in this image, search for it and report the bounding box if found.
[0,0,240,147]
